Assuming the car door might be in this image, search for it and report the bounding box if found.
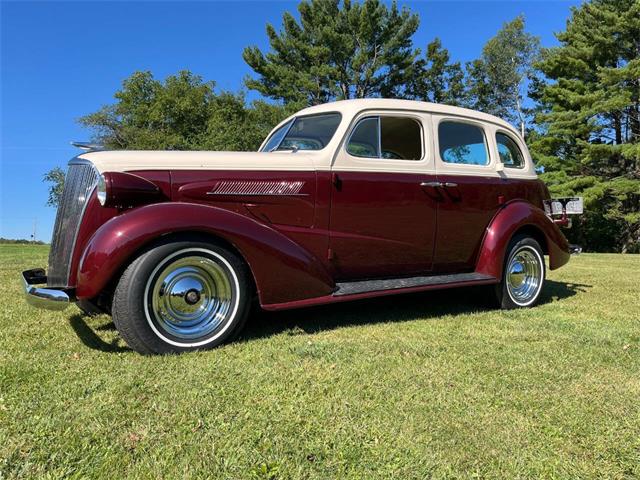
[432,116,503,272]
[328,112,438,280]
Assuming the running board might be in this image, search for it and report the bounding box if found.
[334,272,496,296]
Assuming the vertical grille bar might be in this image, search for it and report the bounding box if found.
[47,161,99,287]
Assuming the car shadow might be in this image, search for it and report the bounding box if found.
[67,280,590,352]
[68,314,129,353]
[239,280,591,342]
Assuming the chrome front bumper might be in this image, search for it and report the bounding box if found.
[22,268,73,311]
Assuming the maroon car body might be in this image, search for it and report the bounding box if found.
[23,99,577,354]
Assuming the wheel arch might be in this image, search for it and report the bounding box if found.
[97,230,259,307]
[75,202,335,306]
[475,200,570,279]
[511,224,549,255]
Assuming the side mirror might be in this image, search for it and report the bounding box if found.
[495,161,505,172]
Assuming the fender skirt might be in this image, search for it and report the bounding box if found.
[76,203,335,305]
[475,201,570,279]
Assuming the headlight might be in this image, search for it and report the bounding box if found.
[95,172,161,208]
[96,174,107,206]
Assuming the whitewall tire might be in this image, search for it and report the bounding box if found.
[494,235,546,309]
[112,239,251,354]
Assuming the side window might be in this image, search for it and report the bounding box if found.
[347,117,380,158]
[380,117,422,160]
[347,116,422,160]
[496,132,525,168]
[438,121,489,165]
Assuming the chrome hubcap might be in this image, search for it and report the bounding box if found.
[506,247,542,305]
[148,254,235,340]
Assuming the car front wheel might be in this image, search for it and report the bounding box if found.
[494,235,546,309]
[112,239,251,354]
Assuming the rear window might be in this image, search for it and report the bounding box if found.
[496,132,525,168]
[438,121,489,165]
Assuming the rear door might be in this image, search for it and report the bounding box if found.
[328,112,438,280]
[432,117,502,272]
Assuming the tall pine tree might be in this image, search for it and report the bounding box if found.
[530,0,640,252]
[408,38,465,106]
[242,0,420,104]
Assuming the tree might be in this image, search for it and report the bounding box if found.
[44,70,297,206]
[78,70,295,152]
[529,0,640,252]
[242,0,420,105]
[43,167,65,207]
[466,15,540,136]
[408,38,465,105]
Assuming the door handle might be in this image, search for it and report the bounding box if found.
[420,181,458,188]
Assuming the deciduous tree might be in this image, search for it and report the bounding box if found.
[43,167,65,208]
[466,15,540,136]
[44,70,296,206]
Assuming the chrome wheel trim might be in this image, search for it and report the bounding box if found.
[143,248,240,347]
[505,245,544,306]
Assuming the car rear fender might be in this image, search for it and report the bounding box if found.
[475,200,570,278]
[76,202,334,305]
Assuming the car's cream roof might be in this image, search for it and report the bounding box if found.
[290,98,519,135]
[79,98,534,177]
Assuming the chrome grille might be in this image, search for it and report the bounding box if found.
[47,160,99,287]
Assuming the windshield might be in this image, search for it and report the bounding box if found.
[260,113,342,152]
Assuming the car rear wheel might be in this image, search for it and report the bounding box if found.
[494,235,545,309]
[112,239,251,354]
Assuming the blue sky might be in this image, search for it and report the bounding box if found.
[1,0,580,241]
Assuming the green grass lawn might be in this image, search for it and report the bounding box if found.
[1,245,638,479]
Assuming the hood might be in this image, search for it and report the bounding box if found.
[78,150,318,174]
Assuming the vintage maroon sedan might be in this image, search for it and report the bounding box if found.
[23,99,581,354]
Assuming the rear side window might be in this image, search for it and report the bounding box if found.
[438,121,489,165]
[347,116,422,160]
[496,132,525,168]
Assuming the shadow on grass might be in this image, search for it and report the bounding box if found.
[239,280,591,342]
[67,280,590,351]
[69,314,129,353]
[95,321,116,332]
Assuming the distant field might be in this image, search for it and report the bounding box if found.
[1,245,638,479]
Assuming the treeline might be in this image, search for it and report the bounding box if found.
[46,0,639,252]
[0,238,47,245]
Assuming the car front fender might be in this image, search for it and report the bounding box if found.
[75,202,335,305]
[475,201,570,279]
